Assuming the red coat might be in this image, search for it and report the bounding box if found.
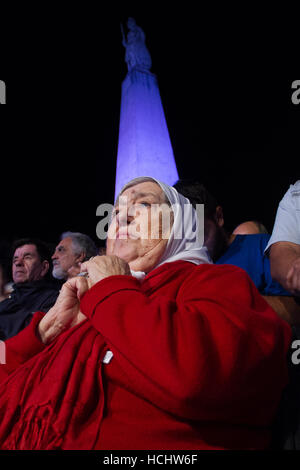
[0,261,291,449]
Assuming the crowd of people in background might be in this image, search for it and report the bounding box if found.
[0,177,299,450]
[0,232,99,341]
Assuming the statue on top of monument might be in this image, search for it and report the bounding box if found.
[121,17,152,72]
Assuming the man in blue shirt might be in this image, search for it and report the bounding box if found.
[174,180,300,325]
[217,232,289,296]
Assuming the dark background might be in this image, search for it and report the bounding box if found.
[0,7,299,250]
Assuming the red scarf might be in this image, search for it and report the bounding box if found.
[0,318,107,450]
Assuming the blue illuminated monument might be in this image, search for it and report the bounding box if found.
[114,17,179,200]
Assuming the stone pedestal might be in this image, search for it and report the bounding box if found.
[114,69,178,199]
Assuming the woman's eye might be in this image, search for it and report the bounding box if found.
[140,202,150,207]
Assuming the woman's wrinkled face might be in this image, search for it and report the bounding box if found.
[107,182,173,272]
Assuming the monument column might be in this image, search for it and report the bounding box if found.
[114,18,178,199]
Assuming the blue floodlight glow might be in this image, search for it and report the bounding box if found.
[114,69,179,200]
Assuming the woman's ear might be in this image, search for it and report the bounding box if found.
[215,206,224,228]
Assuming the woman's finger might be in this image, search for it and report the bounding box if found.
[65,275,90,299]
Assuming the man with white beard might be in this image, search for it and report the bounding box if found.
[52,232,98,281]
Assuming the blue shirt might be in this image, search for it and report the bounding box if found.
[216,234,290,296]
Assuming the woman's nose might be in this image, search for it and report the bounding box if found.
[117,208,134,227]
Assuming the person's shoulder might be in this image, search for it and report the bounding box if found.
[193,261,248,279]
[165,260,250,279]
[0,296,11,311]
[162,260,241,278]
[239,233,270,241]
[179,263,254,300]
[290,180,300,193]
[281,180,300,206]
[35,279,61,293]
[46,281,62,293]
[242,233,271,248]
[217,234,270,263]
[290,180,300,204]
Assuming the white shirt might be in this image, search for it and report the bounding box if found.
[265,180,300,254]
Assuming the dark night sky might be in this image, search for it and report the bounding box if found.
[1,8,299,249]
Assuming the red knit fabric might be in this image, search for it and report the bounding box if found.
[0,261,291,449]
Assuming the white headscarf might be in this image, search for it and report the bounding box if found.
[117,177,212,279]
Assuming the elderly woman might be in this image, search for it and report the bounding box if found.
[0,177,291,450]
